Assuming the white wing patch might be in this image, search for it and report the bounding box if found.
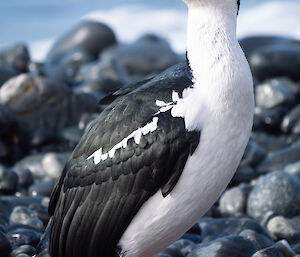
[87,117,159,165]
[155,90,180,115]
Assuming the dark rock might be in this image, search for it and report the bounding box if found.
[254,105,289,132]
[181,233,203,244]
[249,43,300,81]
[239,36,300,60]
[257,145,300,174]
[0,214,9,227]
[0,44,30,73]
[187,223,202,235]
[100,34,180,78]
[59,126,82,146]
[28,180,55,197]
[30,129,57,148]
[219,184,252,217]
[45,21,116,82]
[281,105,300,134]
[36,220,50,257]
[47,21,116,64]
[247,171,300,221]
[251,247,283,257]
[160,245,183,257]
[15,254,31,257]
[0,230,11,257]
[231,165,259,185]
[0,199,13,217]
[7,228,41,247]
[0,64,16,87]
[255,80,295,109]
[293,244,300,254]
[10,206,45,232]
[0,165,18,194]
[0,104,15,135]
[284,161,300,180]
[28,61,45,76]
[267,216,300,244]
[0,196,46,210]
[173,239,196,250]
[241,140,267,167]
[40,152,70,179]
[10,244,36,257]
[15,168,34,189]
[187,235,257,257]
[75,57,129,86]
[274,240,296,257]
[239,229,274,250]
[252,133,287,154]
[200,218,270,243]
[0,74,99,134]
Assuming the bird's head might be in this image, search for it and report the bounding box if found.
[182,0,241,15]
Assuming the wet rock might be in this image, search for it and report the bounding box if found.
[0,196,46,210]
[200,218,270,243]
[231,165,259,185]
[41,152,70,179]
[78,113,98,131]
[251,247,283,257]
[15,168,34,189]
[241,140,267,167]
[267,216,300,243]
[10,244,36,257]
[247,171,300,221]
[45,21,116,82]
[7,227,41,247]
[160,245,183,257]
[10,206,45,232]
[100,34,180,78]
[0,165,18,194]
[0,74,98,134]
[28,180,55,197]
[284,161,300,180]
[187,235,257,257]
[59,126,82,146]
[273,240,296,257]
[219,184,252,217]
[0,64,16,87]
[0,230,11,257]
[239,36,300,60]
[239,229,274,250]
[252,133,287,154]
[0,44,30,73]
[254,105,289,133]
[255,80,295,109]
[281,105,300,134]
[249,43,300,81]
[257,145,300,174]
[0,104,15,135]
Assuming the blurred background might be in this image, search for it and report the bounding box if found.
[1,0,300,61]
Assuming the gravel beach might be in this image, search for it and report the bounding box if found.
[0,21,300,257]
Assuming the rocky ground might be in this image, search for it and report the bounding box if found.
[0,21,300,257]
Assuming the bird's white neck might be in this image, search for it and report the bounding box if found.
[186,5,238,82]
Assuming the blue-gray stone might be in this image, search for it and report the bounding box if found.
[10,244,36,257]
[0,230,11,257]
[247,171,300,221]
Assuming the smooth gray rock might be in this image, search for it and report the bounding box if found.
[0,230,11,257]
[28,180,55,197]
[231,165,259,185]
[7,227,41,247]
[0,74,98,134]
[187,235,257,257]
[274,240,296,257]
[284,161,300,180]
[160,245,183,257]
[281,105,300,134]
[251,247,283,257]
[247,171,300,221]
[239,229,274,250]
[0,165,18,194]
[239,36,300,59]
[10,206,45,232]
[257,145,300,174]
[200,218,270,243]
[249,43,300,81]
[219,184,252,217]
[100,34,180,78]
[15,168,34,189]
[0,104,15,135]
[10,244,36,257]
[267,216,300,243]
[0,44,30,73]
[255,80,295,109]
[252,133,287,154]
[241,140,267,167]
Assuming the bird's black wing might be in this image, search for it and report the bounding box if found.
[49,61,200,257]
